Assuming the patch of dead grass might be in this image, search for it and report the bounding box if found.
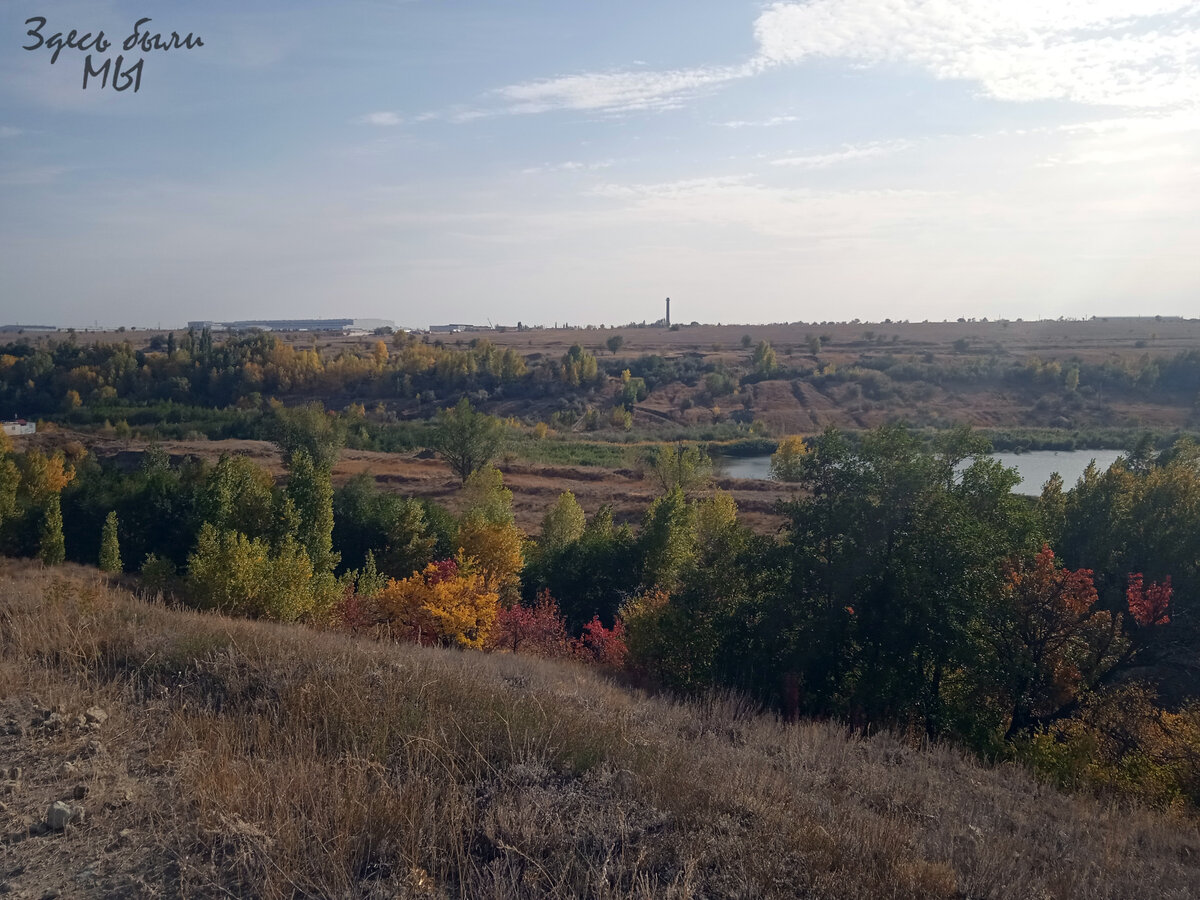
[2,561,1198,898]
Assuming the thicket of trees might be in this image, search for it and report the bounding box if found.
[12,329,1200,459]
[3,415,1200,807]
[0,331,611,420]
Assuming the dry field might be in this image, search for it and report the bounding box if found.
[2,562,1198,899]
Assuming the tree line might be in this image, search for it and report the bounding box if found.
[2,412,1200,807]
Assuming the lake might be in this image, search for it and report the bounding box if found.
[716,448,1127,496]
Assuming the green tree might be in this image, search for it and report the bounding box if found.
[523,504,640,631]
[458,466,524,599]
[185,524,326,622]
[39,495,65,565]
[202,454,275,540]
[272,401,346,471]
[650,443,713,494]
[606,334,625,355]
[539,491,586,554]
[99,510,122,573]
[561,344,601,386]
[639,486,696,592]
[21,449,74,566]
[752,340,777,376]
[769,426,1033,736]
[0,451,18,534]
[769,436,808,482]
[332,473,438,578]
[355,549,388,600]
[461,465,514,526]
[432,397,506,483]
[286,449,338,574]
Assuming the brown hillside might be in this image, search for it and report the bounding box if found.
[1,563,1198,898]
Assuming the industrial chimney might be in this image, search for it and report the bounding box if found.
[665,297,671,327]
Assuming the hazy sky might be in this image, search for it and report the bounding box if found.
[3,1,1199,329]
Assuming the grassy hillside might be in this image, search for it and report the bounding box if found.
[1,562,1197,899]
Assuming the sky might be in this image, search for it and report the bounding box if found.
[2,1,1200,329]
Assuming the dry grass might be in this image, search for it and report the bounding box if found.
[2,561,1198,898]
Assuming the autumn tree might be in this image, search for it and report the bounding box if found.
[456,466,524,600]
[769,436,807,482]
[487,589,572,657]
[1127,573,1172,627]
[374,557,498,648]
[1058,443,1200,642]
[432,397,506,483]
[572,616,628,667]
[989,546,1129,740]
[99,510,122,573]
[21,449,75,565]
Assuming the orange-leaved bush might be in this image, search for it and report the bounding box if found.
[373,556,498,649]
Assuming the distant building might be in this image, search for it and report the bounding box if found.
[0,325,58,333]
[428,324,478,334]
[186,318,395,333]
[2,419,36,436]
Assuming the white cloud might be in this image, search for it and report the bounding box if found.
[720,115,799,128]
[753,1,1200,109]
[772,139,913,168]
[486,61,762,115]
[358,111,403,126]
[0,126,24,139]
[521,160,616,175]
[470,2,1200,120]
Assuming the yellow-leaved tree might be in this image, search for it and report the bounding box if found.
[456,466,524,601]
[769,436,808,482]
[373,556,498,648]
[21,449,75,565]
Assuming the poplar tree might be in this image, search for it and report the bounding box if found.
[40,496,66,565]
[99,510,122,573]
[286,449,337,574]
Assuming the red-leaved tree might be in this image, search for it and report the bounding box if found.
[487,590,572,657]
[1127,573,1172,626]
[572,616,628,668]
[998,545,1124,739]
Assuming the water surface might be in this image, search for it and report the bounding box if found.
[717,448,1126,496]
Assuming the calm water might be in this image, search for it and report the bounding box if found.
[716,449,1126,496]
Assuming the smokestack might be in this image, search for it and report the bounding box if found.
[665,297,671,327]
